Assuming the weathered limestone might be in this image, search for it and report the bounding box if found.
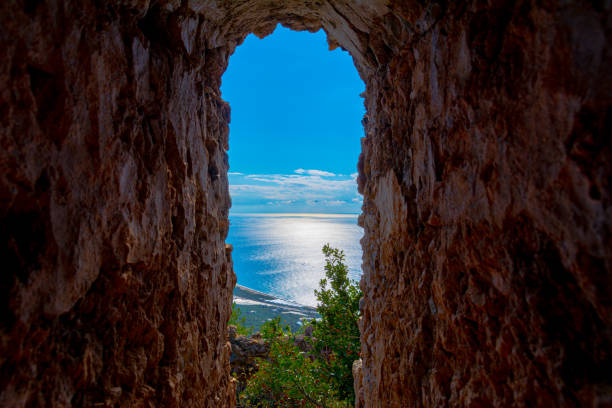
[356,3,611,406]
[1,1,237,405]
[0,0,610,406]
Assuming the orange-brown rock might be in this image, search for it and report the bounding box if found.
[0,1,237,405]
[0,0,610,407]
[355,2,611,406]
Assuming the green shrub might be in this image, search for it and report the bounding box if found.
[229,302,253,336]
[238,245,361,407]
[310,244,361,403]
[240,318,350,408]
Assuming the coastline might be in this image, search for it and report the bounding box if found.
[234,284,317,311]
[232,284,319,332]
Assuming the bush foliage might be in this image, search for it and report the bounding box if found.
[310,244,361,402]
[230,302,254,336]
[239,317,350,408]
[238,245,361,407]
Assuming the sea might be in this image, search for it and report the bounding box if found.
[227,213,363,307]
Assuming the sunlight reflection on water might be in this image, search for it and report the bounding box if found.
[227,214,363,307]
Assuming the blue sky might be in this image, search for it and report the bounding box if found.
[221,25,365,214]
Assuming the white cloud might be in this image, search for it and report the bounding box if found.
[350,172,359,179]
[231,172,355,201]
[230,184,296,200]
[266,200,297,206]
[228,172,244,175]
[352,197,362,203]
[294,169,336,177]
[244,174,353,191]
[324,200,347,206]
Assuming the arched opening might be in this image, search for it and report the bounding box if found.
[222,24,364,306]
[221,24,365,403]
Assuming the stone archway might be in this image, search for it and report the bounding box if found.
[1,1,610,407]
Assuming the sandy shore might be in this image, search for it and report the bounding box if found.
[232,285,319,332]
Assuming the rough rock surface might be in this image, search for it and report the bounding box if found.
[356,2,611,406]
[0,0,610,407]
[0,0,238,405]
[228,326,269,396]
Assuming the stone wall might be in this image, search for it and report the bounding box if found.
[356,1,611,406]
[0,1,236,405]
[0,0,609,406]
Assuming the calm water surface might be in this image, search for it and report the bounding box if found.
[227,214,363,307]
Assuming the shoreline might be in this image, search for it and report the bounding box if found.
[232,284,320,332]
[233,284,317,311]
